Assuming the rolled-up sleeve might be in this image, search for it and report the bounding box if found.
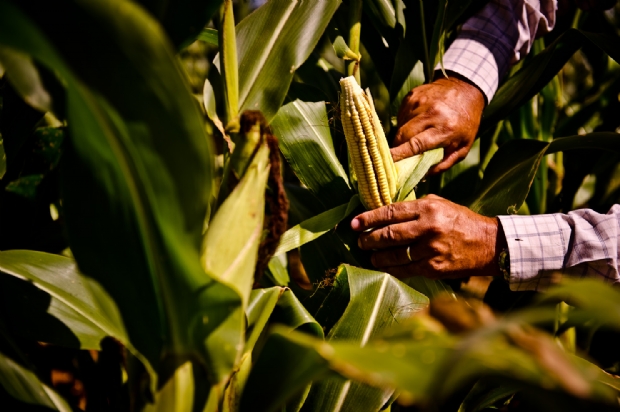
[498,205,620,291]
[440,0,557,103]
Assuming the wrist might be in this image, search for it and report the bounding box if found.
[432,70,487,107]
[494,219,509,278]
[480,216,507,277]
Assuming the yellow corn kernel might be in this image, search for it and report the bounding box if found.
[339,76,396,210]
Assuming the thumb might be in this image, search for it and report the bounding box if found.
[390,129,445,162]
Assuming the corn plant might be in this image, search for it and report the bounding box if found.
[1,0,620,411]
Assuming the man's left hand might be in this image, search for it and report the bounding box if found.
[351,195,504,280]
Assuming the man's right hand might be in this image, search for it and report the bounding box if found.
[391,73,485,174]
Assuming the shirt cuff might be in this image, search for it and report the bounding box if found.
[498,214,572,291]
[437,38,498,104]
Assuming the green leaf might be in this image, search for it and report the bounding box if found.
[333,36,360,61]
[271,100,353,208]
[0,350,72,412]
[275,310,618,406]
[246,287,285,352]
[400,276,453,300]
[33,126,64,168]
[390,60,425,114]
[483,29,620,131]
[0,46,51,112]
[395,148,443,201]
[0,250,133,351]
[266,255,290,286]
[304,265,429,412]
[275,195,360,256]
[428,0,448,74]
[196,28,219,46]
[239,330,331,412]
[203,78,226,136]
[546,132,620,154]
[470,133,620,217]
[273,288,324,338]
[238,288,324,412]
[136,0,223,50]
[460,380,521,412]
[536,279,620,330]
[363,0,397,31]
[219,0,239,127]
[201,144,269,380]
[202,144,269,307]
[232,0,341,121]
[5,174,44,199]
[469,139,548,216]
[0,0,242,383]
[143,362,194,412]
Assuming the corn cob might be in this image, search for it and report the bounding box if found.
[339,76,397,210]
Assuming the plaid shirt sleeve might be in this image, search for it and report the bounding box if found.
[497,205,620,291]
[439,0,557,103]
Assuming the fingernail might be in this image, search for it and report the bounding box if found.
[351,218,360,230]
[357,237,363,248]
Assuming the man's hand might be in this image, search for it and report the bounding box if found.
[391,74,485,174]
[351,195,505,280]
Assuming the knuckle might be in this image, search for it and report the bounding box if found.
[385,225,399,242]
[428,258,444,273]
[408,137,424,155]
[385,204,396,221]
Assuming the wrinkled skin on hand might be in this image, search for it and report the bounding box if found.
[391,73,485,174]
[351,195,506,280]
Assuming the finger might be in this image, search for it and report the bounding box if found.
[351,202,421,232]
[380,261,434,279]
[396,88,427,126]
[370,243,432,267]
[390,129,447,163]
[370,246,412,268]
[358,221,422,250]
[393,111,432,146]
[428,145,470,175]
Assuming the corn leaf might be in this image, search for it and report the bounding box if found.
[272,289,324,338]
[363,0,397,31]
[271,298,618,407]
[0,250,135,351]
[470,133,620,217]
[239,330,331,412]
[202,144,269,307]
[219,0,239,126]
[0,46,51,112]
[246,287,285,352]
[400,276,453,300]
[239,288,324,412]
[143,362,194,412]
[266,255,290,286]
[196,28,219,46]
[271,100,353,208]
[136,0,222,49]
[275,195,360,256]
[0,0,242,384]
[395,147,443,202]
[303,265,429,412]
[231,0,341,121]
[0,350,72,412]
[483,29,620,131]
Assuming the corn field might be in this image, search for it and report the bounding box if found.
[1,0,620,411]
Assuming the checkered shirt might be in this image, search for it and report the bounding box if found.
[440,0,557,102]
[498,205,620,291]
